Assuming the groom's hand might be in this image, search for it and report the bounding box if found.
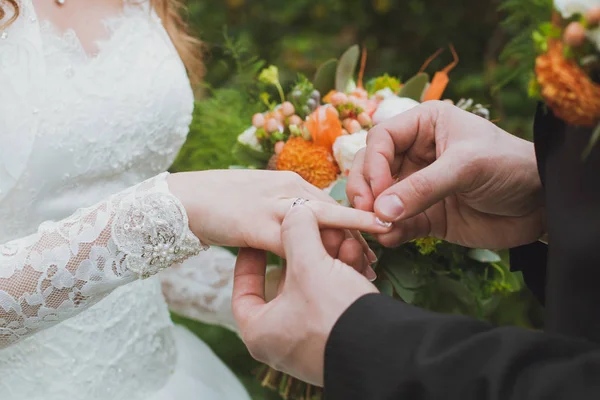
[347,101,545,249]
[232,205,377,386]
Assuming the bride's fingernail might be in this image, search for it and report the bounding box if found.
[366,267,377,282]
[367,249,378,264]
[376,217,393,228]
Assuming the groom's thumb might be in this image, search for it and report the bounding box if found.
[374,155,462,222]
[281,205,329,267]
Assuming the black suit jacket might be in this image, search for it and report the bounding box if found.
[324,108,600,399]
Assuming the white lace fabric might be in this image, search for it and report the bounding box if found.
[0,173,204,347]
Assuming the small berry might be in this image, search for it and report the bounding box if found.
[274,141,285,154]
[357,112,372,127]
[347,119,362,134]
[330,92,348,106]
[252,113,265,128]
[564,22,587,47]
[288,115,302,126]
[307,98,318,110]
[272,112,285,123]
[281,102,295,117]
[586,7,600,25]
[342,118,353,131]
[265,119,279,133]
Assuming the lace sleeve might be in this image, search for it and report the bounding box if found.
[0,173,205,347]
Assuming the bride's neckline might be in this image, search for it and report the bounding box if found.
[36,2,149,62]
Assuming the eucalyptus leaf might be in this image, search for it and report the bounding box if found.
[328,178,348,202]
[504,269,523,292]
[398,72,429,101]
[394,285,416,303]
[313,59,338,96]
[487,291,541,329]
[375,280,394,297]
[434,276,478,315]
[380,255,423,289]
[335,45,360,92]
[467,248,502,263]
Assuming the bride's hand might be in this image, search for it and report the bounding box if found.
[347,101,545,249]
[167,170,391,257]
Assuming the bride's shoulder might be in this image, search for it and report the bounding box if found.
[0,1,44,203]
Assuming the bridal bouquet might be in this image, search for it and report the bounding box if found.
[229,45,541,400]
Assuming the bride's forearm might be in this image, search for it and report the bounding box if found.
[0,173,205,347]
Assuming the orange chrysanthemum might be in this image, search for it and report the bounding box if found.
[276,137,339,189]
[535,40,600,127]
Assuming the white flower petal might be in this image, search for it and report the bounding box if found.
[372,96,420,125]
[237,126,263,152]
[333,131,368,175]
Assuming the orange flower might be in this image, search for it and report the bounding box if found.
[305,106,343,153]
[276,137,339,189]
[535,40,600,127]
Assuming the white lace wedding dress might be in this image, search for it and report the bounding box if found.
[0,1,250,399]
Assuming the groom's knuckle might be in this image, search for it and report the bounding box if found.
[406,173,434,201]
[457,149,486,182]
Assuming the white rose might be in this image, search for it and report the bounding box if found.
[237,126,262,152]
[554,0,598,17]
[333,130,368,175]
[372,96,420,125]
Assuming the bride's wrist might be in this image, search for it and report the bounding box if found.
[166,172,210,245]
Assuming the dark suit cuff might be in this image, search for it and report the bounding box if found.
[324,293,431,399]
[510,241,548,305]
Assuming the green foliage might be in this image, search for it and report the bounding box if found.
[495,0,554,92]
[171,34,267,173]
[313,59,338,96]
[375,241,543,327]
[398,72,430,100]
[335,44,361,91]
[170,90,264,173]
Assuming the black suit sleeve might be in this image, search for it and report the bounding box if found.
[324,293,600,400]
